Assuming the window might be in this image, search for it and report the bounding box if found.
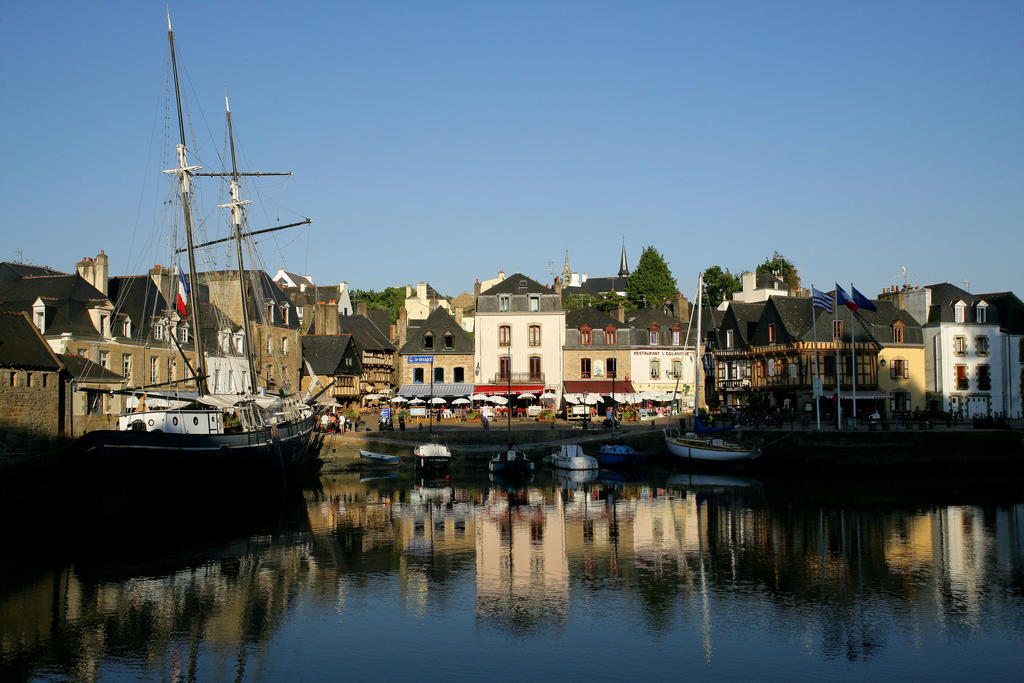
[671,329,680,346]
[650,359,660,379]
[423,333,434,350]
[954,364,969,390]
[499,356,511,380]
[833,320,843,340]
[213,368,221,392]
[434,367,444,383]
[581,358,592,379]
[282,305,290,325]
[890,359,908,380]
[99,351,108,369]
[499,295,510,312]
[86,391,103,415]
[977,364,991,391]
[8,372,14,387]
[414,368,424,383]
[26,373,32,388]
[267,302,275,323]
[606,358,617,379]
[580,328,591,346]
[150,356,158,383]
[179,325,189,343]
[649,329,659,344]
[529,356,541,380]
[954,302,965,323]
[443,333,453,350]
[890,391,910,413]
[267,337,273,355]
[605,329,616,345]
[893,323,904,344]
[976,336,989,356]
[529,325,541,347]
[673,359,682,379]
[498,325,511,347]
[266,364,273,382]
[42,373,48,388]
[954,336,966,355]
[453,367,464,383]
[529,295,539,311]
[99,314,109,337]
[34,309,45,333]
[976,304,987,324]
[122,354,132,380]
[726,329,734,349]
[768,324,776,343]
[154,324,164,341]
[518,279,527,290]
[122,319,132,337]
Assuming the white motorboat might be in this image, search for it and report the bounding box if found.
[549,444,598,470]
[414,441,453,470]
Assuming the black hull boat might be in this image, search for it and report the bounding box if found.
[72,413,320,480]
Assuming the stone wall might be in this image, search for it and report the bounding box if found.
[0,369,62,445]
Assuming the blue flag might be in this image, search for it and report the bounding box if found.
[812,287,833,313]
[850,285,877,312]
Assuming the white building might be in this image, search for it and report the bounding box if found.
[473,273,565,400]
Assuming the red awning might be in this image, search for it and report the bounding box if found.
[473,384,545,396]
[563,380,636,395]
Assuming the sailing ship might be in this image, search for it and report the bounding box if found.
[663,275,761,463]
[73,13,318,478]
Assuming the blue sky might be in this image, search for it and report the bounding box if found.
[2,1,1021,299]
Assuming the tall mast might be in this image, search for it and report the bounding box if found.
[694,274,703,415]
[164,11,208,396]
[221,93,259,393]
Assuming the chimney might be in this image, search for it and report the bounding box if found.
[615,302,626,323]
[674,294,690,322]
[474,279,481,298]
[416,282,427,302]
[313,302,339,335]
[95,250,108,297]
[149,265,174,307]
[356,302,368,317]
[397,306,409,347]
[405,284,413,298]
[554,276,562,296]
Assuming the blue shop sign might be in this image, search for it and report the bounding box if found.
[408,355,434,364]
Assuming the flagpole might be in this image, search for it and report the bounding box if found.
[850,282,857,429]
[835,286,841,431]
[812,285,821,430]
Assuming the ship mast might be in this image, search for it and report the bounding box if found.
[221,94,260,394]
[164,11,208,396]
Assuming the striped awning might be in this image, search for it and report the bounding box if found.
[397,383,474,398]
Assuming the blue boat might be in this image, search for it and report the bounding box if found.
[598,444,648,467]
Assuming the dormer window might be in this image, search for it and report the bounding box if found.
[976,302,988,324]
[953,301,966,324]
[499,295,510,312]
[282,302,290,325]
[267,301,275,323]
[726,329,734,349]
[768,324,776,343]
[122,319,132,338]
[518,279,527,290]
[443,332,454,350]
[423,332,434,350]
[671,328,681,346]
[529,295,540,311]
[154,323,164,341]
[649,325,660,345]
[179,325,189,343]
[893,321,905,344]
[32,298,46,334]
[605,328,616,345]
[234,334,244,353]
[580,326,592,346]
[100,314,110,337]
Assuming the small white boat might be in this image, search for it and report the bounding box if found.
[414,441,453,469]
[359,449,401,466]
[663,428,762,462]
[549,444,599,470]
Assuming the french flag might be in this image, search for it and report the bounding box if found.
[177,271,190,318]
[836,283,877,313]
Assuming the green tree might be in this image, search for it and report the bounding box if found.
[350,286,407,324]
[703,266,742,307]
[626,246,678,308]
[756,251,801,290]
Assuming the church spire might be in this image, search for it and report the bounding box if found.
[562,249,571,284]
[618,239,629,277]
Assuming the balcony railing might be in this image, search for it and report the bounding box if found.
[489,371,544,384]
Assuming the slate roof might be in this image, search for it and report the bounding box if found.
[0,274,108,337]
[58,353,124,382]
[924,283,1023,331]
[407,283,442,300]
[483,272,552,295]
[108,275,172,342]
[975,291,1024,335]
[0,262,68,280]
[749,296,922,347]
[280,271,313,287]
[400,307,474,355]
[565,307,628,330]
[0,311,62,370]
[626,307,687,347]
[564,275,629,297]
[301,334,358,376]
[336,315,395,352]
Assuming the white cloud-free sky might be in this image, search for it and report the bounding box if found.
[2,1,1021,299]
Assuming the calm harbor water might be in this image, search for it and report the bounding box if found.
[1,450,1022,681]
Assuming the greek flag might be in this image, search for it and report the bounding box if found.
[380,404,391,422]
[812,287,833,313]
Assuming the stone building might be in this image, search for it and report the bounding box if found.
[300,334,361,408]
[562,307,636,401]
[396,307,475,400]
[58,353,125,435]
[0,311,66,445]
